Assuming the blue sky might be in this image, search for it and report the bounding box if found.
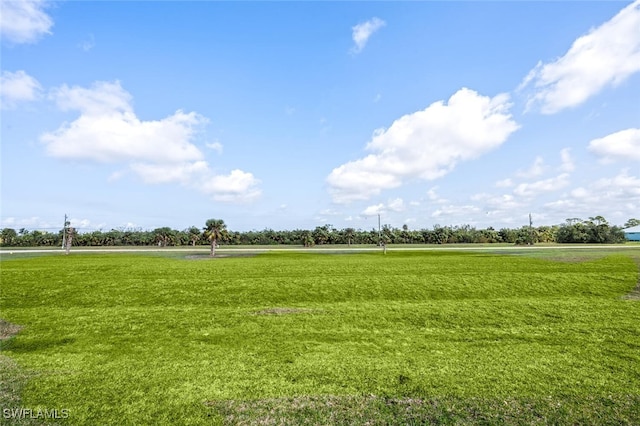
[1,1,639,233]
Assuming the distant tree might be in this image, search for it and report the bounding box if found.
[624,218,640,228]
[557,217,625,244]
[187,226,202,246]
[1,228,17,246]
[302,231,315,248]
[204,219,227,257]
[343,228,355,246]
[312,225,330,245]
[401,224,410,244]
[153,227,174,247]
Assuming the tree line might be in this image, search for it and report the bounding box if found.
[1,216,637,248]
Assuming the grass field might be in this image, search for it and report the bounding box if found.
[1,248,639,424]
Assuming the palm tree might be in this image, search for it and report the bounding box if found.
[187,226,202,246]
[344,228,355,246]
[204,219,227,257]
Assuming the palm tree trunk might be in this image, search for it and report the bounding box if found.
[210,238,217,257]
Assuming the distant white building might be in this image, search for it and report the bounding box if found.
[623,225,640,241]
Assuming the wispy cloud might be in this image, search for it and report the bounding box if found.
[545,169,640,221]
[351,17,386,53]
[327,88,519,203]
[516,156,546,178]
[0,0,53,44]
[78,33,95,52]
[519,0,640,114]
[206,141,224,154]
[559,148,575,172]
[513,173,570,198]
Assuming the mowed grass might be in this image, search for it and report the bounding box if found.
[1,250,639,425]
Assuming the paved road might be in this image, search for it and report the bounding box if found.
[1,245,638,255]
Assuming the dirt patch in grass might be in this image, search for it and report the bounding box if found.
[0,319,23,341]
[205,394,640,425]
[250,307,319,316]
[184,253,260,260]
[622,256,640,300]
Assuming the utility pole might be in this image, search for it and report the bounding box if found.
[529,213,534,246]
[62,214,68,250]
[65,227,74,255]
[378,214,381,246]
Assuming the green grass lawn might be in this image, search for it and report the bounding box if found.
[1,250,639,425]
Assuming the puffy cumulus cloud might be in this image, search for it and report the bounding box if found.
[43,81,205,164]
[327,88,519,203]
[0,0,53,44]
[513,173,570,198]
[0,70,42,108]
[41,80,260,202]
[351,17,385,53]
[198,170,261,202]
[588,128,640,162]
[520,0,640,114]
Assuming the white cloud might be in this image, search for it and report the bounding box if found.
[520,0,640,114]
[351,17,385,53]
[198,170,261,202]
[516,156,546,178]
[130,161,209,185]
[0,216,55,230]
[43,81,204,165]
[495,178,514,188]
[513,173,570,197]
[559,148,575,172]
[0,0,53,44]
[41,80,260,202]
[362,203,385,216]
[206,141,224,154]
[327,88,519,203]
[474,193,523,211]
[426,187,447,203]
[545,170,640,220]
[0,70,42,108]
[387,198,405,212]
[588,128,640,162]
[361,198,404,217]
[50,80,134,116]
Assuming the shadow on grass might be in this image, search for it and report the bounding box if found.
[206,394,640,425]
[0,319,43,425]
